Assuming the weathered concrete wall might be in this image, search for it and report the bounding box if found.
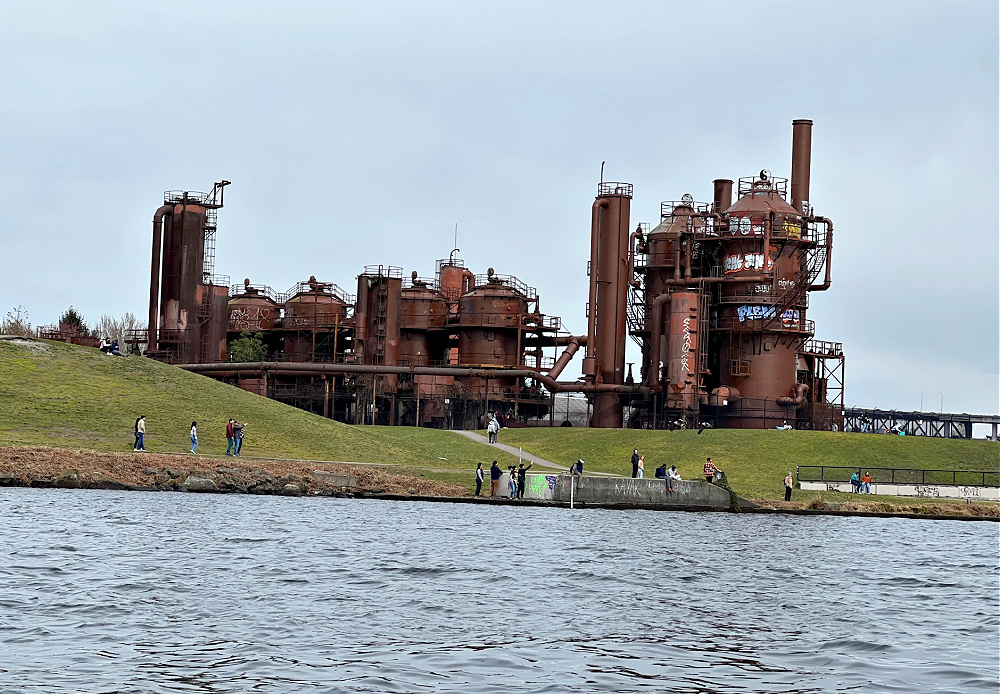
[800,481,1000,500]
[523,473,559,500]
[531,475,733,509]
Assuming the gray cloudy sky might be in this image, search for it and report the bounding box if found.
[1,1,997,415]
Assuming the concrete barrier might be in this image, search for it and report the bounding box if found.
[799,481,1000,500]
[523,474,734,509]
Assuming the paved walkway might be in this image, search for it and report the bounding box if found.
[451,430,616,477]
[451,430,569,471]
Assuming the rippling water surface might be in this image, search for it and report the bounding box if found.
[0,489,997,693]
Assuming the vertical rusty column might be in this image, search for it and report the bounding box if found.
[791,119,813,214]
[147,204,173,349]
[713,179,733,215]
[590,182,632,428]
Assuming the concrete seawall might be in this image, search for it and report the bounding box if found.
[524,473,737,510]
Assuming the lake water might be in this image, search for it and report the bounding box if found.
[0,489,997,693]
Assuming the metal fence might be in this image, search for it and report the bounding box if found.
[797,465,999,488]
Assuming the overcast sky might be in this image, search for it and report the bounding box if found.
[1,1,997,415]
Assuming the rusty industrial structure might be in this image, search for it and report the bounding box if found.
[132,120,845,430]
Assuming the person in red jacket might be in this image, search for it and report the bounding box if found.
[226,419,235,456]
[704,458,717,483]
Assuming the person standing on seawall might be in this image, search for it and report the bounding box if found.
[517,461,533,499]
[489,460,501,497]
[637,455,645,479]
[784,472,794,502]
[134,416,146,451]
[190,421,198,454]
[226,418,235,456]
[475,462,484,497]
[704,458,717,483]
[630,449,640,478]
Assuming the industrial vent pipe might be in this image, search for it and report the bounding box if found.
[791,119,812,214]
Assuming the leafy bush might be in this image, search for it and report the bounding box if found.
[227,330,267,362]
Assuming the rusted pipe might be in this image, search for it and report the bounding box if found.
[626,225,643,288]
[546,337,582,380]
[147,204,173,349]
[684,237,693,279]
[461,268,475,294]
[791,119,813,214]
[647,293,672,393]
[763,213,773,276]
[180,359,648,395]
[585,198,609,373]
[673,248,682,281]
[809,217,833,291]
[777,383,810,406]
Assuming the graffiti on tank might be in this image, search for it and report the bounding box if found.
[680,317,692,375]
[723,253,772,274]
[781,309,800,327]
[914,485,940,498]
[230,306,274,331]
[784,220,802,239]
[737,305,776,322]
[730,216,763,236]
[777,278,795,290]
[754,284,771,294]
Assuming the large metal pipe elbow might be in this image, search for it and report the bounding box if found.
[777,383,810,406]
[546,336,583,380]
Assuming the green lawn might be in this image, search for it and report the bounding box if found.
[497,427,1000,500]
[0,339,512,489]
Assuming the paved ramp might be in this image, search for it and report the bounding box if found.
[450,430,615,477]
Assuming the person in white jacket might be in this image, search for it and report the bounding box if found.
[667,465,682,492]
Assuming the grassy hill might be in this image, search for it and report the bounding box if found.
[497,428,1000,500]
[0,339,511,487]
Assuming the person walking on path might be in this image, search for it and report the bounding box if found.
[489,460,501,497]
[703,458,717,483]
[226,419,235,456]
[475,462,484,497]
[862,471,872,494]
[189,421,199,454]
[784,472,794,501]
[630,449,640,478]
[637,455,645,479]
[233,421,245,456]
[487,416,498,444]
[667,465,682,492]
[134,416,146,451]
[516,461,533,499]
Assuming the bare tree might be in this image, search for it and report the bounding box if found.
[1,306,33,337]
[93,312,146,348]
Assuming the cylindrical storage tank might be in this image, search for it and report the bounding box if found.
[228,291,280,332]
[665,291,700,412]
[400,278,448,368]
[457,280,525,367]
[284,287,348,329]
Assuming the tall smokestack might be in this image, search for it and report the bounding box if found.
[791,119,813,214]
[713,179,733,214]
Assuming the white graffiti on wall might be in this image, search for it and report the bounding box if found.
[959,486,981,497]
[680,317,692,375]
[730,216,764,236]
[914,485,940,498]
[230,306,275,331]
[724,253,773,274]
